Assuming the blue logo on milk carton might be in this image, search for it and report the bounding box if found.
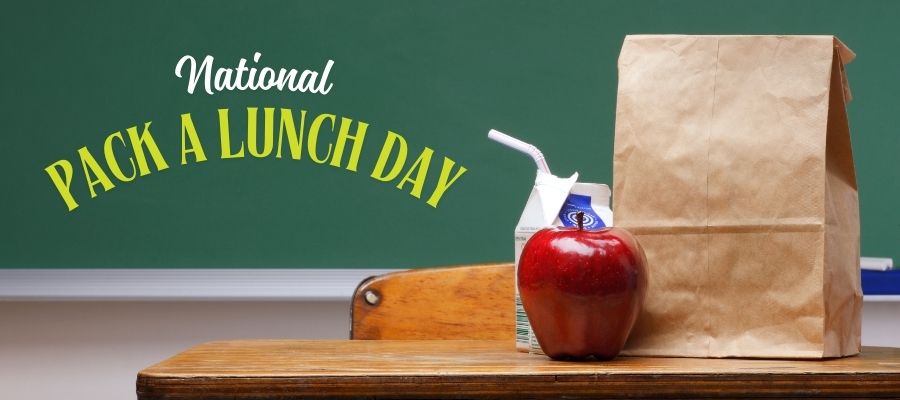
[559,194,606,229]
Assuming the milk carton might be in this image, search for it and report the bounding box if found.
[488,129,612,353]
[514,171,612,352]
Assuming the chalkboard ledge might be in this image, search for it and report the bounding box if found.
[866,295,900,302]
[0,269,400,301]
[1,269,897,302]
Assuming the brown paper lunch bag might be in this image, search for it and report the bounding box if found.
[613,35,861,358]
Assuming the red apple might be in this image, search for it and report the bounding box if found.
[518,212,648,360]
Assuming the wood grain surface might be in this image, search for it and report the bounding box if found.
[351,263,515,340]
[137,340,900,399]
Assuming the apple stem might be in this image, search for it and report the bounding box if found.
[577,211,584,230]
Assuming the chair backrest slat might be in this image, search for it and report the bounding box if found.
[350,263,515,340]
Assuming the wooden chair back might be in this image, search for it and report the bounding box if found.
[350,263,515,340]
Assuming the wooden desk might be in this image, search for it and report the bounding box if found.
[137,340,900,399]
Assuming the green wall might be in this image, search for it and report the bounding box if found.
[1,0,896,268]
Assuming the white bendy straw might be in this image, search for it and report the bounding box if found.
[488,129,551,174]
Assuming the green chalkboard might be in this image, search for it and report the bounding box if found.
[1,1,897,269]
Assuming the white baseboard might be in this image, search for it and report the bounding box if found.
[0,269,400,301]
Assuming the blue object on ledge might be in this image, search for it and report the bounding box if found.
[862,270,900,295]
